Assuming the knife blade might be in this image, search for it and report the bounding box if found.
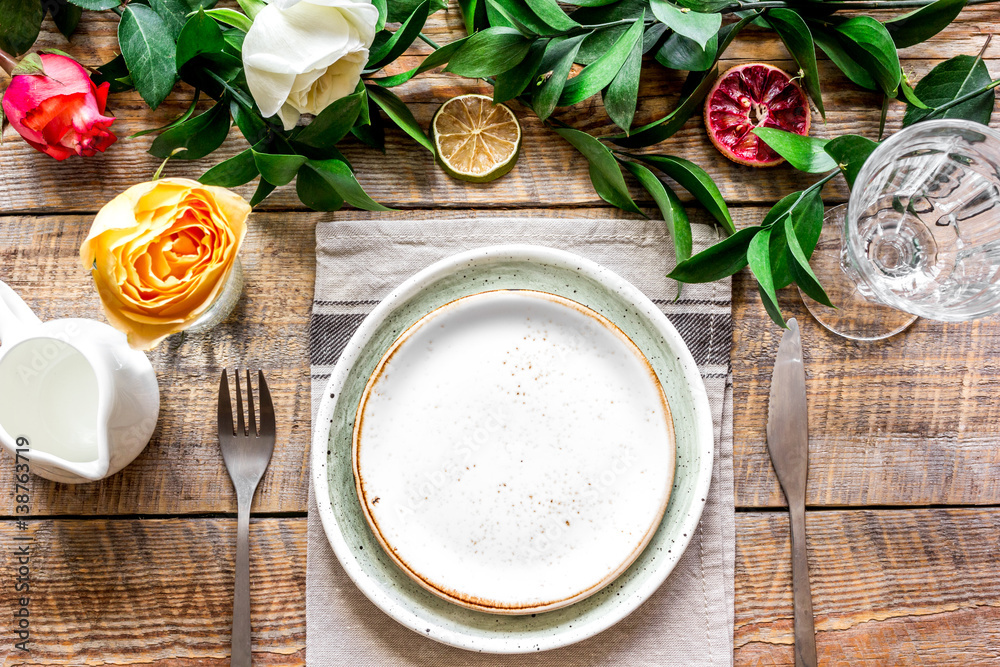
[766,318,817,667]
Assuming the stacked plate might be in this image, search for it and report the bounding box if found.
[312,246,713,653]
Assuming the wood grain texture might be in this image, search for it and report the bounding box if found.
[1,209,999,514]
[0,8,998,212]
[0,510,997,665]
[0,518,305,666]
[735,509,1000,666]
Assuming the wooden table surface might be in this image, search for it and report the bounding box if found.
[2,5,1000,665]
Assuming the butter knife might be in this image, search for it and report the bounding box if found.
[766,318,817,667]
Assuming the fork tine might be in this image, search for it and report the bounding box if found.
[257,370,276,436]
[218,370,234,436]
[235,368,246,436]
[246,369,257,437]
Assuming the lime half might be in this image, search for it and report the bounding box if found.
[432,94,521,183]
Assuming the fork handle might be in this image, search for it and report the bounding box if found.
[232,492,252,667]
[789,502,817,667]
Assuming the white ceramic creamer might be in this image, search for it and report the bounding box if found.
[0,281,160,483]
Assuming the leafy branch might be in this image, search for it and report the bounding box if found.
[428,0,998,325]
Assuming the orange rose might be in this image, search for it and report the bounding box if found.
[80,178,250,350]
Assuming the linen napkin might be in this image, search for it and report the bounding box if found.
[308,216,735,666]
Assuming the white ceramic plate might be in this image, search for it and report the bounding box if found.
[352,289,676,614]
[312,245,714,653]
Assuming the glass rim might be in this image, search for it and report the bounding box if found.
[847,118,1000,225]
[843,118,1000,321]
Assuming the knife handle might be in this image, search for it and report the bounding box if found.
[789,502,818,667]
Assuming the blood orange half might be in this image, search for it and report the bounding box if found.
[704,63,811,167]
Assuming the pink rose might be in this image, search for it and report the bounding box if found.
[1,53,117,161]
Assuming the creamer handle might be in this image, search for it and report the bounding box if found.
[0,281,42,345]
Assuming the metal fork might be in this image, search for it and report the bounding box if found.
[218,369,276,667]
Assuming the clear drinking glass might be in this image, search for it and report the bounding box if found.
[801,119,1000,340]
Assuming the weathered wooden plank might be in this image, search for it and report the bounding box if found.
[0,509,997,664]
[731,269,1000,508]
[0,518,305,665]
[1,209,999,515]
[735,509,1000,665]
[1,7,998,212]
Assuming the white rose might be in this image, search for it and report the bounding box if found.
[242,0,380,130]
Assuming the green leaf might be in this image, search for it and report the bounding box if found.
[555,129,641,214]
[667,226,760,283]
[559,12,644,106]
[296,164,344,211]
[366,84,434,153]
[753,128,837,173]
[253,151,308,186]
[747,228,784,326]
[236,0,266,20]
[494,39,546,104]
[766,9,824,118]
[149,0,192,39]
[149,101,231,159]
[131,89,201,138]
[458,0,490,34]
[10,53,45,76]
[91,54,134,93]
[0,0,44,57]
[649,0,720,49]
[614,11,752,146]
[903,54,995,127]
[784,214,833,307]
[445,27,532,77]
[757,282,786,328]
[119,4,178,109]
[367,0,430,70]
[632,154,735,233]
[250,178,276,207]
[609,66,717,147]
[371,0,387,29]
[485,0,552,35]
[531,34,585,121]
[229,98,268,145]
[294,90,365,148]
[604,28,643,131]
[570,0,645,65]
[766,187,824,288]
[371,37,468,87]
[68,0,121,8]
[525,0,579,30]
[387,0,444,22]
[673,0,733,11]
[199,146,260,187]
[885,0,966,49]
[899,74,929,109]
[622,160,692,262]
[834,16,901,95]
[176,9,227,68]
[51,2,82,40]
[812,26,877,91]
[352,94,385,151]
[824,134,878,189]
[303,159,393,211]
[715,9,756,56]
[203,7,253,32]
[655,30,717,72]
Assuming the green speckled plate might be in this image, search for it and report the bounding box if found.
[312,245,713,654]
